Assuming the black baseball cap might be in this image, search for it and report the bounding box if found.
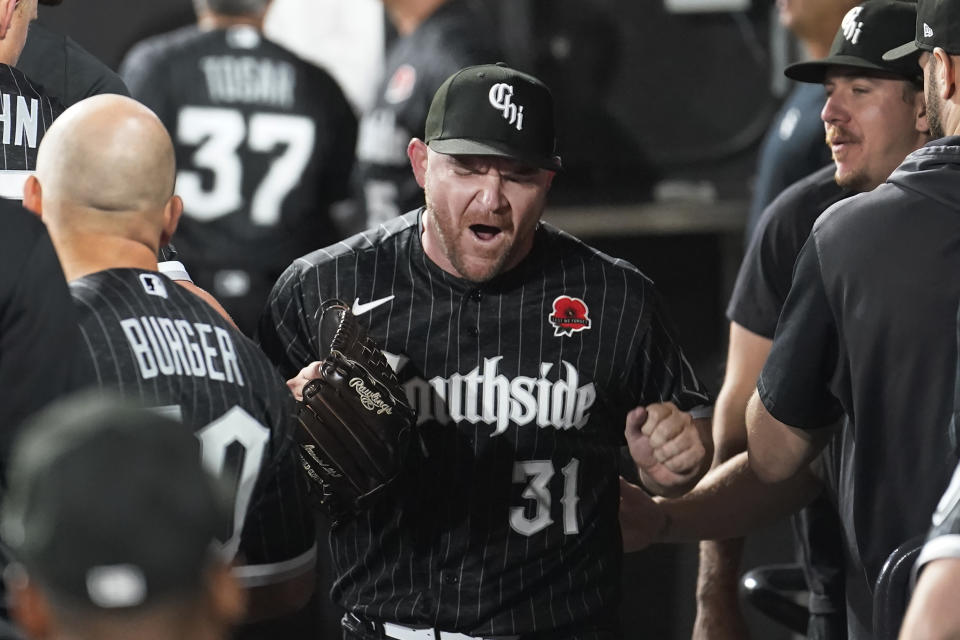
[884,0,960,60]
[425,63,562,171]
[0,392,231,609]
[786,0,922,84]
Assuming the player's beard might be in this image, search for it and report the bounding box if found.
[927,62,946,140]
[423,188,513,284]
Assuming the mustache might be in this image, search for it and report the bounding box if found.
[825,126,858,146]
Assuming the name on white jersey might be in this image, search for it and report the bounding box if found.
[200,56,296,108]
[405,356,596,435]
[120,316,244,386]
[0,93,39,148]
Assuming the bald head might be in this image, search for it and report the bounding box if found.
[36,94,176,215]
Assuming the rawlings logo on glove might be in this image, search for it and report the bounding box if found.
[349,377,394,415]
[295,299,418,518]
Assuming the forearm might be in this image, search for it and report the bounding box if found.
[658,452,821,543]
[899,558,960,639]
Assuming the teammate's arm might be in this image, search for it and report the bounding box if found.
[746,391,834,483]
[899,557,960,639]
[620,451,822,549]
[694,322,772,639]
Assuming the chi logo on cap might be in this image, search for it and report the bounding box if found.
[488,83,524,132]
[924,22,934,38]
[841,6,864,45]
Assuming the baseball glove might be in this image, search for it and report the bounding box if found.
[295,299,417,517]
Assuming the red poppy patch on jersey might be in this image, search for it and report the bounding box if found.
[385,64,417,105]
[549,296,591,337]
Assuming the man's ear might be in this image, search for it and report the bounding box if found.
[0,0,18,41]
[159,195,183,247]
[934,47,956,100]
[22,175,42,217]
[407,138,429,189]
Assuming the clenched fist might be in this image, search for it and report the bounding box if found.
[626,402,709,497]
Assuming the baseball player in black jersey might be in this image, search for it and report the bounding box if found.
[745,0,960,635]
[686,3,930,638]
[262,64,713,640]
[120,0,357,336]
[21,94,317,625]
[0,0,64,194]
[352,0,500,228]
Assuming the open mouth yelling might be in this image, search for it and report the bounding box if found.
[470,224,502,242]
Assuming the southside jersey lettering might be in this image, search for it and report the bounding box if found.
[261,209,710,638]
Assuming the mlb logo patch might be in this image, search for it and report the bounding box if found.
[139,273,168,299]
[549,296,591,337]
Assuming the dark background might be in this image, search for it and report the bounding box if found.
[36,1,798,637]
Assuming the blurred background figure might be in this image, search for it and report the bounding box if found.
[744,0,858,241]
[120,0,358,336]
[0,0,64,191]
[1,393,246,640]
[18,0,129,107]
[350,0,501,229]
[263,0,384,114]
[528,1,660,205]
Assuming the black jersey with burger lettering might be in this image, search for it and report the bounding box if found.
[120,25,356,334]
[69,268,315,584]
[260,210,710,638]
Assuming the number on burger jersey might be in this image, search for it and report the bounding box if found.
[176,106,315,226]
[195,406,270,558]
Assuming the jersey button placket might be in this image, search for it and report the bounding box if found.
[464,289,481,337]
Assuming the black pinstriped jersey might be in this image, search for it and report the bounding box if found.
[69,269,315,583]
[353,0,499,227]
[120,25,356,319]
[260,210,710,638]
[0,64,63,172]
